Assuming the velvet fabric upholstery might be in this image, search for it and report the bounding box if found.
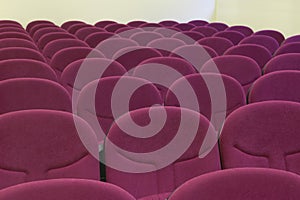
[0,38,38,50]
[158,20,179,27]
[147,38,185,56]
[201,55,261,94]
[85,32,119,48]
[127,21,147,27]
[220,100,300,175]
[26,20,54,32]
[77,76,163,137]
[0,47,46,62]
[0,78,71,113]
[43,39,89,60]
[0,110,99,189]
[165,74,245,130]
[274,42,300,56]
[283,34,300,44]
[115,27,144,38]
[190,26,218,37]
[32,27,66,42]
[75,27,105,40]
[67,24,93,34]
[224,44,272,69]
[94,20,117,28]
[29,24,58,36]
[61,20,85,30]
[50,47,104,79]
[197,37,234,55]
[0,59,57,81]
[239,35,279,54]
[249,70,300,103]
[213,30,245,45]
[264,53,300,73]
[0,32,33,41]
[206,22,228,31]
[130,31,163,46]
[105,106,221,199]
[0,27,27,34]
[254,30,285,45]
[105,23,128,33]
[172,31,205,45]
[188,20,209,26]
[226,25,254,36]
[168,168,300,200]
[37,32,77,50]
[173,23,195,31]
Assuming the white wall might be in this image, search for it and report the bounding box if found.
[0,0,215,26]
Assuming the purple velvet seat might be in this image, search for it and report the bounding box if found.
[147,38,185,56]
[239,35,279,54]
[133,57,196,99]
[206,22,229,31]
[254,30,285,45]
[264,53,300,74]
[37,32,77,50]
[0,32,33,41]
[226,25,254,36]
[26,20,54,32]
[67,23,93,34]
[0,59,57,81]
[274,42,300,56]
[224,44,272,69]
[105,23,128,33]
[29,24,58,36]
[43,39,88,60]
[0,78,71,113]
[158,20,179,27]
[50,47,104,79]
[168,168,300,200]
[0,109,99,189]
[173,23,195,31]
[0,23,22,28]
[0,27,27,34]
[113,47,162,72]
[213,30,245,45]
[283,35,300,44]
[60,58,126,96]
[0,20,22,26]
[75,27,105,40]
[249,70,300,103]
[105,106,221,199]
[32,27,66,42]
[115,27,144,38]
[220,100,300,175]
[153,27,180,37]
[61,20,85,30]
[94,20,117,28]
[0,38,38,50]
[165,74,245,130]
[84,32,119,48]
[77,76,163,137]
[201,55,261,95]
[139,23,162,28]
[188,20,209,26]
[0,47,46,62]
[170,45,218,71]
[127,20,147,27]
[0,179,136,200]
[172,31,205,45]
[95,38,138,58]
[191,26,218,37]
[197,37,234,55]
[130,31,163,46]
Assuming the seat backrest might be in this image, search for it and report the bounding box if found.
[213,30,245,45]
[0,179,135,200]
[165,73,245,130]
[0,59,57,82]
[206,22,228,31]
[115,27,143,38]
[170,45,218,71]
[32,27,66,42]
[191,26,218,37]
[254,29,285,45]
[84,32,119,48]
[29,24,58,36]
[173,23,195,31]
[94,20,117,28]
[113,46,162,72]
[239,35,279,54]
[197,37,234,55]
[201,55,261,94]
[130,31,163,46]
[172,31,205,45]
[0,109,99,189]
[77,76,163,138]
[105,106,221,199]
[249,70,300,103]
[37,32,77,50]
[0,27,27,34]
[50,47,104,79]
[159,20,179,27]
[188,20,209,26]
[226,25,254,36]
[147,38,185,56]
[105,23,128,32]
[0,38,38,50]
[283,35,300,45]
[264,53,300,74]
[43,39,88,60]
[168,168,300,200]
[0,78,71,114]
[67,24,93,34]
[127,20,147,27]
[220,100,300,175]
[26,20,54,32]
[0,47,46,62]
[61,20,85,30]
[274,42,300,56]
[224,44,272,69]
[134,57,196,99]
[0,32,33,41]
[75,27,105,40]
